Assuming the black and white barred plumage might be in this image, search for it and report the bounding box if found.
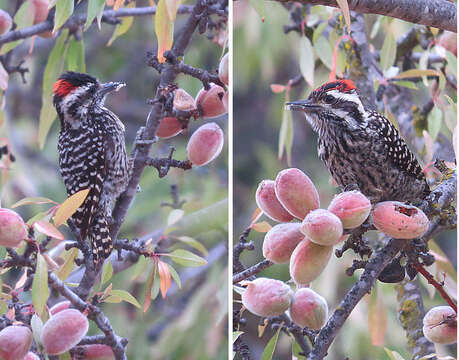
[53,71,130,265]
[287,80,429,203]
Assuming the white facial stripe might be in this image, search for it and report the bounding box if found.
[327,89,365,118]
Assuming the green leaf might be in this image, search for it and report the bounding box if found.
[419,50,430,86]
[31,314,44,346]
[56,247,79,281]
[11,196,56,208]
[107,3,135,46]
[248,0,265,21]
[393,81,418,90]
[165,249,207,267]
[370,16,382,39]
[32,254,49,318]
[131,255,148,281]
[394,69,440,79]
[427,107,442,141]
[150,269,161,301]
[445,50,457,78]
[166,263,181,288]
[38,30,70,149]
[165,0,181,22]
[0,1,34,55]
[85,0,106,31]
[59,352,72,360]
[299,37,314,87]
[384,348,406,360]
[175,236,208,256]
[380,32,396,71]
[66,39,86,73]
[278,101,293,165]
[261,322,282,360]
[167,209,185,226]
[108,289,141,308]
[53,0,74,33]
[100,259,113,285]
[444,94,457,113]
[336,0,351,34]
[313,36,333,70]
[312,22,327,44]
[291,338,303,357]
[233,331,244,343]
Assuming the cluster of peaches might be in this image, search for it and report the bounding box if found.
[0,301,115,360]
[156,51,228,167]
[241,168,456,343]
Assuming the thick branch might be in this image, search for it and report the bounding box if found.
[232,259,273,284]
[277,0,457,32]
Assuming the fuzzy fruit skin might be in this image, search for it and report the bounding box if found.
[263,223,305,264]
[186,122,224,166]
[372,201,429,239]
[222,92,228,112]
[301,209,343,246]
[157,117,183,138]
[328,191,371,229]
[289,239,333,285]
[0,208,27,248]
[289,288,328,329]
[49,300,72,315]
[31,0,49,23]
[195,84,227,119]
[0,325,32,360]
[24,352,40,360]
[0,10,12,35]
[256,180,294,222]
[218,53,229,85]
[422,306,457,345]
[41,309,89,355]
[241,278,293,317]
[80,344,115,359]
[274,168,320,219]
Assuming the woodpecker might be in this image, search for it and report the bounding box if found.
[287,79,429,203]
[53,71,130,266]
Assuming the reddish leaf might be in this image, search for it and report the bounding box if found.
[270,84,286,93]
[34,220,65,240]
[252,221,272,233]
[155,0,174,63]
[367,288,387,346]
[157,260,172,298]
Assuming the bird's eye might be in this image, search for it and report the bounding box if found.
[324,95,335,104]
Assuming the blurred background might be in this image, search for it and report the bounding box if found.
[0,0,228,359]
[233,1,456,359]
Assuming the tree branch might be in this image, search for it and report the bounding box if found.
[276,0,457,32]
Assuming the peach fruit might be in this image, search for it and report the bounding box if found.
[195,84,227,119]
[0,208,27,248]
[0,10,12,35]
[328,191,371,229]
[423,306,457,345]
[256,180,294,222]
[186,122,224,166]
[0,325,32,360]
[262,223,305,264]
[289,288,328,329]
[301,209,343,246]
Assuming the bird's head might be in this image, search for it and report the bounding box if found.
[286,79,367,134]
[53,71,125,128]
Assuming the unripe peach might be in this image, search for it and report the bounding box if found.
[241,278,292,317]
[218,53,228,85]
[156,117,182,139]
[289,288,328,329]
[24,352,40,360]
[41,309,89,355]
[256,180,294,222]
[0,10,12,35]
[328,191,371,229]
[186,122,224,166]
[222,92,228,112]
[263,223,305,264]
[50,300,72,315]
[31,0,50,24]
[301,209,343,246]
[173,88,195,111]
[422,306,457,345]
[289,239,333,285]
[195,84,227,119]
[438,31,457,56]
[80,344,115,359]
[372,201,429,239]
[274,168,320,219]
[0,208,27,248]
[0,325,32,360]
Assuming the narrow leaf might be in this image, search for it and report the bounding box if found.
[380,32,396,71]
[166,263,181,288]
[155,0,174,63]
[157,260,172,298]
[39,30,70,148]
[394,69,440,79]
[34,220,65,240]
[109,289,141,308]
[175,236,208,256]
[165,0,181,22]
[107,3,135,46]
[53,0,74,33]
[336,0,351,34]
[31,314,44,346]
[393,81,418,90]
[32,254,49,317]
[56,247,79,281]
[299,37,314,87]
[313,36,333,70]
[427,107,442,141]
[167,209,185,226]
[270,84,286,93]
[100,258,113,285]
[85,0,106,30]
[53,189,90,227]
[248,0,265,22]
[66,39,86,73]
[252,221,272,233]
[278,100,293,165]
[144,265,157,313]
[11,197,56,208]
[165,249,207,267]
[261,322,283,360]
[368,287,387,346]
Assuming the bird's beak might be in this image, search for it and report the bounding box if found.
[99,81,126,96]
[285,99,321,111]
